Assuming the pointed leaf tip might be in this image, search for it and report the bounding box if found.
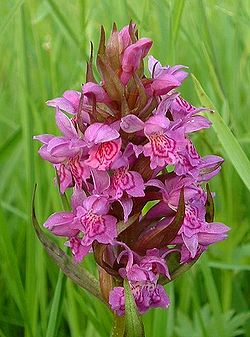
[112,22,117,33]
[124,279,145,337]
[98,25,106,57]
[205,183,214,223]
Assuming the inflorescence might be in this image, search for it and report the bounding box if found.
[34,23,229,315]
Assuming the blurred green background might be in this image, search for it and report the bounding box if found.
[0,0,250,336]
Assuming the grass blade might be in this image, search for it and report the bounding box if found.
[192,74,250,192]
[172,0,185,44]
[46,270,66,337]
[124,279,145,337]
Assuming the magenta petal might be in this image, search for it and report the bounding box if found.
[56,164,73,193]
[65,237,91,263]
[85,139,122,170]
[80,195,109,215]
[91,196,110,215]
[47,137,78,157]
[182,234,198,258]
[154,94,179,115]
[121,38,153,84]
[38,145,66,164]
[109,287,125,316]
[185,115,212,133]
[145,178,166,190]
[91,169,110,194]
[71,188,86,209]
[203,222,230,235]
[118,197,133,222]
[198,155,224,181]
[200,155,224,167]
[150,285,170,309]
[56,108,78,138]
[131,144,143,158]
[146,201,173,220]
[84,123,120,144]
[83,82,111,103]
[118,23,136,50]
[33,134,55,144]
[148,55,161,75]
[80,212,117,246]
[63,90,81,110]
[47,90,80,114]
[47,97,76,114]
[44,212,78,236]
[111,155,129,170]
[144,115,170,135]
[149,74,181,96]
[120,114,145,133]
[127,171,145,197]
[100,214,117,242]
[198,233,227,246]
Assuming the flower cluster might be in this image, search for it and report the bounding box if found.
[34,23,229,315]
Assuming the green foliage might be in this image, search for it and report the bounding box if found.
[124,280,145,337]
[0,0,249,336]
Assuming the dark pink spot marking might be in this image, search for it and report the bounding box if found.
[184,205,200,229]
[69,156,83,185]
[95,141,119,164]
[81,211,106,237]
[187,141,200,160]
[150,134,176,158]
[176,96,194,112]
[112,167,135,191]
[58,164,68,183]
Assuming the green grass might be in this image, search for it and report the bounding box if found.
[0,0,250,336]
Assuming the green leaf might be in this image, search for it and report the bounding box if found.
[192,74,250,192]
[45,270,66,337]
[171,0,185,44]
[0,0,24,39]
[46,0,81,47]
[111,314,125,337]
[124,279,145,337]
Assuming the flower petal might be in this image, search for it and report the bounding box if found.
[120,114,145,133]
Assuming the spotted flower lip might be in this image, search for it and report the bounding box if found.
[109,166,145,199]
[34,23,228,317]
[85,138,122,170]
[83,123,122,170]
[55,155,91,194]
[142,115,187,169]
[73,195,117,246]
